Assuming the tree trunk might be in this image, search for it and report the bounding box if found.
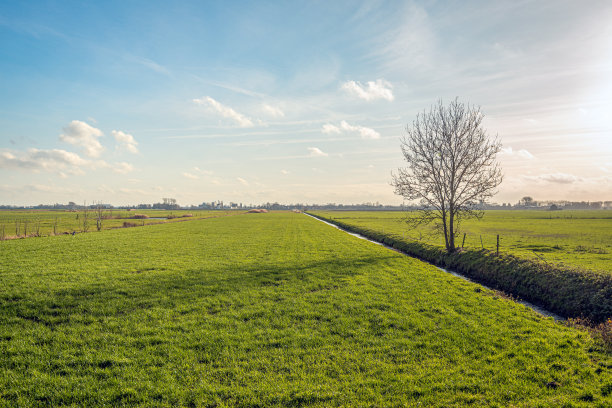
[441,210,450,252]
[448,209,455,253]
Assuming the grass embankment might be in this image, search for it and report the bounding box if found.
[310,210,612,273]
[0,212,610,406]
[308,211,612,323]
[0,209,234,238]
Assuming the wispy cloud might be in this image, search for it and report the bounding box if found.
[98,185,115,194]
[193,96,254,127]
[59,120,105,158]
[341,79,394,101]
[202,79,266,98]
[182,172,199,180]
[308,147,328,157]
[128,55,171,77]
[118,187,148,195]
[112,130,139,154]
[237,177,249,185]
[365,3,435,72]
[193,167,213,175]
[322,120,380,139]
[262,104,285,118]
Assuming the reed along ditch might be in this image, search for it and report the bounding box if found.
[304,212,612,323]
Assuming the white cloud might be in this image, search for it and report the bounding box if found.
[112,162,134,174]
[500,146,535,159]
[523,172,580,184]
[539,173,580,184]
[1,149,133,176]
[0,148,89,173]
[237,177,249,186]
[59,120,105,157]
[308,147,328,157]
[322,121,380,139]
[182,172,199,180]
[112,130,139,154]
[193,96,254,127]
[322,124,341,134]
[193,167,213,175]
[517,149,534,159]
[341,79,394,101]
[280,169,289,175]
[262,104,284,118]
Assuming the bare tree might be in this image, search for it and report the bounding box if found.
[95,202,104,231]
[391,99,503,253]
[82,202,90,232]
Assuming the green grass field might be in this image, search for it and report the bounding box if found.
[310,210,612,274]
[0,209,234,238]
[0,212,609,406]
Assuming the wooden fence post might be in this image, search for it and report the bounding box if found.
[480,235,483,249]
[496,234,500,256]
[461,233,466,248]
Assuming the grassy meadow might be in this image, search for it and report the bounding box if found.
[0,209,234,238]
[310,210,612,274]
[0,212,610,407]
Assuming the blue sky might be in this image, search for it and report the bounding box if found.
[1,0,611,206]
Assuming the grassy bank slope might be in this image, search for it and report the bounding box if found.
[0,212,610,406]
[309,211,611,322]
[310,210,611,273]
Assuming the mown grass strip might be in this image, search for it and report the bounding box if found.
[307,212,612,323]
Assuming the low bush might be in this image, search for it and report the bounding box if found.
[308,213,612,322]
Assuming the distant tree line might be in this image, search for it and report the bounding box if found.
[0,199,610,211]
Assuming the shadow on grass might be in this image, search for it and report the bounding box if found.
[3,254,397,327]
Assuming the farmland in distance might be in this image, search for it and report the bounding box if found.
[0,209,234,238]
